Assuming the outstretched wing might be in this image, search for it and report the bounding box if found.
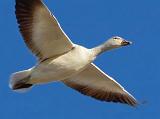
[63,63,137,106]
[15,0,73,60]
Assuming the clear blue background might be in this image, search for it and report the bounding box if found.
[1,0,159,119]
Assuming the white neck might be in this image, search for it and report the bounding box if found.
[90,41,118,57]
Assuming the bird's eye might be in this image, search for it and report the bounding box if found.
[113,37,119,40]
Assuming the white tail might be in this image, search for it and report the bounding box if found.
[9,69,33,93]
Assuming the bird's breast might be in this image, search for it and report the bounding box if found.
[29,45,94,84]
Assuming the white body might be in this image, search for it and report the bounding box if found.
[29,45,94,84]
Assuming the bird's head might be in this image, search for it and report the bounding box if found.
[106,36,132,48]
[91,36,132,56]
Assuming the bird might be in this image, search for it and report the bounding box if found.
[10,0,137,107]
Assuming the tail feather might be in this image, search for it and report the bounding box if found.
[9,70,33,93]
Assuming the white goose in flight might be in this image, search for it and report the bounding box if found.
[10,0,137,106]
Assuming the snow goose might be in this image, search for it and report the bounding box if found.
[10,0,137,106]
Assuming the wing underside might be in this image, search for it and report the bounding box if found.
[63,63,137,106]
[15,0,73,60]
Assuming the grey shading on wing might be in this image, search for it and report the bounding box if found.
[15,0,73,60]
[63,63,137,106]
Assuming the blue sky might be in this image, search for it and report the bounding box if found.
[1,0,160,119]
